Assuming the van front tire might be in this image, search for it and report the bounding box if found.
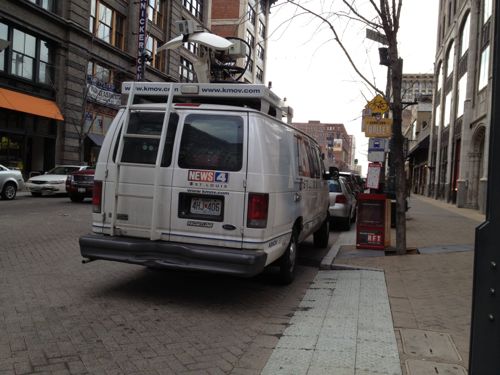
[313,216,329,248]
[278,231,297,285]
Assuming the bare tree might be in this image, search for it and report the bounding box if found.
[280,0,407,253]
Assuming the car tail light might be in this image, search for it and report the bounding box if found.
[335,194,347,204]
[92,180,103,213]
[247,193,269,228]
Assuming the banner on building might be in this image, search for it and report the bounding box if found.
[86,84,121,108]
[136,0,148,81]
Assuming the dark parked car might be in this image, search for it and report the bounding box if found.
[66,167,95,202]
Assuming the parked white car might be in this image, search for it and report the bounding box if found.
[26,165,89,196]
[0,164,25,200]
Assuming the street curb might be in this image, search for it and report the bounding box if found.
[320,229,356,270]
[331,263,384,272]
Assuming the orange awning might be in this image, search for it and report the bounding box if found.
[0,88,64,121]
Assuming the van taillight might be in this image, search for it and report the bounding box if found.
[247,193,269,228]
[335,194,347,204]
[92,180,103,213]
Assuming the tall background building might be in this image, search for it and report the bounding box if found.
[428,0,494,212]
[292,121,354,172]
[211,0,274,84]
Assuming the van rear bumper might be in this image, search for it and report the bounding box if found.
[79,234,268,277]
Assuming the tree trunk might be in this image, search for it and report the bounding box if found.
[390,58,407,254]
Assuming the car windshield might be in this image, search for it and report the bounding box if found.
[328,180,342,193]
[47,166,81,175]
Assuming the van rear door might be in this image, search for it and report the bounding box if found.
[107,110,179,240]
[169,111,247,249]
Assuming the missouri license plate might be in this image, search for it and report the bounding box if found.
[190,197,222,216]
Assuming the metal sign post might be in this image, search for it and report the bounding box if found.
[469,10,500,374]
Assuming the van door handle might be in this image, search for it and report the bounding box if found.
[294,193,301,202]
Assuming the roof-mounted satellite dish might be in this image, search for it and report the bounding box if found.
[158,32,233,52]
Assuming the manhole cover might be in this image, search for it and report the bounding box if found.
[406,359,467,375]
[401,329,461,362]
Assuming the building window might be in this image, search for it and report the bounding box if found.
[38,41,52,85]
[247,4,256,25]
[179,57,195,82]
[89,0,126,50]
[148,0,164,27]
[435,104,441,128]
[483,0,492,24]
[246,30,254,51]
[87,61,113,87]
[257,44,264,60]
[443,93,452,128]
[460,13,470,57]
[184,41,199,56]
[183,0,203,20]
[28,0,54,11]
[258,20,266,39]
[456,73,467,118]
[247,57,254,73]
[0,24,54,84]
[478,45,490,91]
[256,67,263,82]
[436,62,443,91]
[445,41,454,77]
[11,29,36,80]
[146,36,164,70]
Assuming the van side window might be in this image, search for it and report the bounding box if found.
[297,136,311,177]
[178,114,243,171]
[116,112,178,165]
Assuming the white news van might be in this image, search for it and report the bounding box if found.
[80,82,330,284]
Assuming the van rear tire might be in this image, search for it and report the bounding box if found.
[278,230,297,285]
[313,216,329,248]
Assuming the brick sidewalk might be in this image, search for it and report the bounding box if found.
[336,194,481,374]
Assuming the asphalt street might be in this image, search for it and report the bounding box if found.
[0,193,340,375]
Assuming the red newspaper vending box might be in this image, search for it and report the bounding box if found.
[356,193,391,249]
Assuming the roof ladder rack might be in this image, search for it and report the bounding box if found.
[110,81,137,237]
[149,83,174,240]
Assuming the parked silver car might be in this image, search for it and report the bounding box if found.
[328,176,357,230]
[0,164,25,200]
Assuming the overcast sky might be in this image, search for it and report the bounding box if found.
[266,0,439,175]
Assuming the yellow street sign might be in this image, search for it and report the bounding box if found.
[363,116,393,138]
[367,95,389,114]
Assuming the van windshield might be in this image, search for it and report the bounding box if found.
[178,114,243,171]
